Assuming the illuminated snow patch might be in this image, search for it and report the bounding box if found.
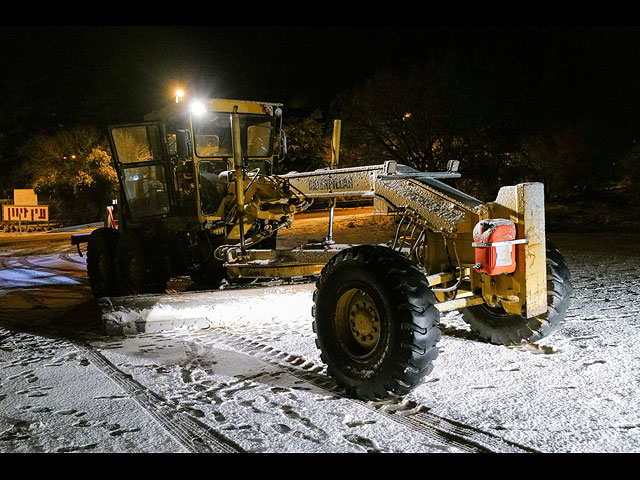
[100,284,316,335]
[0,268,81,288]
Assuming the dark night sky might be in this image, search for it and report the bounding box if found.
[1,25,479,121]
[2,25,640,160]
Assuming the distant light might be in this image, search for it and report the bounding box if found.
[190,100,207,116]
[176,89,185,103]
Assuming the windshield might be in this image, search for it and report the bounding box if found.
[192,113,275,158]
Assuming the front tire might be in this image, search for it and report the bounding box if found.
[312,245,441,401]
[461,240,572,345]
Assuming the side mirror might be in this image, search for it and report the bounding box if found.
[279,130,288,159]
[176,130,192,158]
[447,159,460,173]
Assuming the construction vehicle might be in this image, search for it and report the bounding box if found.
[73,96,572,401]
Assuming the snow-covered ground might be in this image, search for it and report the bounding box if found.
[1,211,639,453]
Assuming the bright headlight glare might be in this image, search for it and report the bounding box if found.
[190,100,207,116]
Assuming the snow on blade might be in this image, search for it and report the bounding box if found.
[99,284,316,335]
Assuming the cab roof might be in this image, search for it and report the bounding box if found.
[143,98,283,122]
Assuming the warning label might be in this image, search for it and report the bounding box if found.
[495,244,513,267]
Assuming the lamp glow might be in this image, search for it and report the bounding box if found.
[190,100,207,116]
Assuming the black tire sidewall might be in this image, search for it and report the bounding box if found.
[313,245,440,399]
[315,264,399,385]
[461,241,571,345]
[87,228,119,297]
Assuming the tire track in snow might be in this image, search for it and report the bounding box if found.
[211,329,540,453]
[12,254,86,277]
[58,253,86,265]
[76,343,245,453]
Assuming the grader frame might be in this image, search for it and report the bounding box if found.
[226,160,548,320]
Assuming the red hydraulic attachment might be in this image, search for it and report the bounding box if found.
[472,219,528,275]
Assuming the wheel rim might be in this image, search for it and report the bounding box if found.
[335,287,382,360]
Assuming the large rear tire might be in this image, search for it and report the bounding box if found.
[312,245,441,401]
[461,240,572,345]
[86,228,120,298]
[115,231,168,295]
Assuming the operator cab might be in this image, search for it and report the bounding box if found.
[107,98,283,227]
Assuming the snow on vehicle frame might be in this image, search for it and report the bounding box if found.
[71,96,572,402]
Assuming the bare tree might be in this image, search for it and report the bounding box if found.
[279,109,332,173]
[515,127,591,200]
[335,56,504,179]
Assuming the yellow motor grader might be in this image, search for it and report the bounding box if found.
[73,97,572,401]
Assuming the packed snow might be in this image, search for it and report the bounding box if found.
[1,211,640,453]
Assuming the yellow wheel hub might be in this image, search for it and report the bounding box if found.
[337,288,381,352]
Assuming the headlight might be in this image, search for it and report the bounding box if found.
[190,100,207,116]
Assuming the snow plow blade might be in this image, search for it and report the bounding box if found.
[98,283,315,336]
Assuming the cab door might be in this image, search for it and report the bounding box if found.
[107,122,175,221]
